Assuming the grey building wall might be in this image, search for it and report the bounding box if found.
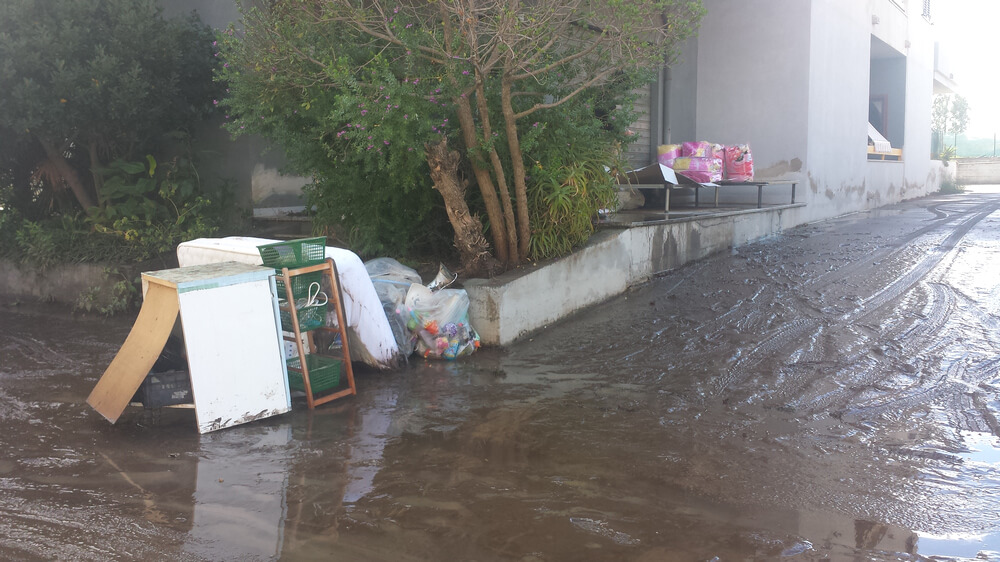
[664,0,939,223]
[162,0,308,212]
[692,0,813,177]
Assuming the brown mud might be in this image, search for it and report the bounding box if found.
[2,188,1000,561]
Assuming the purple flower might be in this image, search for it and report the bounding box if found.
[406,23,412,29]
[462,70,469,75]
[384,140,390,145]
[212,40,217,46]
[404,114,409,119]
[361,110,368,115]
[213,99,218,105]
[223,63,229,68]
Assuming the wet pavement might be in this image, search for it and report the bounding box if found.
[2,188,1000,561]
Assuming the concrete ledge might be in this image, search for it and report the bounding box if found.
[465,204,806,346]
[0,259,116,304]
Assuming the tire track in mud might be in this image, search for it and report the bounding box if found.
[787,281,955,411]
[708,199,1000,400]
[837,355,1000,423]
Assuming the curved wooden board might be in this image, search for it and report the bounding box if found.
[87,282,179,423]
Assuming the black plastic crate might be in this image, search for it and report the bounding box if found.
[136,369,193,408]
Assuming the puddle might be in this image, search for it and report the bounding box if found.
[959,431,1000,465]
[4,192,1000,560]
[917,531,1000,561]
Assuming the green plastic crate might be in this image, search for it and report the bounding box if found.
[279,302,327,332]
[257,237,327,270]
[286,354,342,393]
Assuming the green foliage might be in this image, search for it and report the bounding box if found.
[939,177,965,194]
[14,220,59,271]
[937,145,957,166]
[216,10,454,258]
[0,0,218,154]
[74,268,140,316]
[0,0,220,210]
[526,141,622,260]
[0,156,232,269]
[218,0,702,267]
[86,156,221,258]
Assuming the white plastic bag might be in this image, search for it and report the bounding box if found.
[402,284,480,360]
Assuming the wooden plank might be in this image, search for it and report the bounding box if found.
[87,282,179,423]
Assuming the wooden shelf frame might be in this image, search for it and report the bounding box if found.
[278,258,357,409]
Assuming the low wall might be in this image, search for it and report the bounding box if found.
[956,158,1000,185]
[465,204,807,345]
[0,259,156,310]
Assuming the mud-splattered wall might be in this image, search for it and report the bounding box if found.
[669,0,939,223]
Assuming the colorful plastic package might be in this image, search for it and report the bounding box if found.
[724,144,754,182]
[657,144,682,167]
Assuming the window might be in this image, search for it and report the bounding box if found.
[868,36,907,161]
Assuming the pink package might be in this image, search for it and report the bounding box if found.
[675,156,722,183]
[657,144,682,167]
[681,141,713,158]
[724,144,754,182]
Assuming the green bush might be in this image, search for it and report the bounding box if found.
[939,177,966,194]
[0,156,233,269]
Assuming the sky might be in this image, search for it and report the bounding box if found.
[933,0,1000,137]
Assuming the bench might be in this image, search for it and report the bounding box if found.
[628,180,797,211]
[708,181,798,208]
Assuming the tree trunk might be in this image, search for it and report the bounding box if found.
[454,95,510,266]
[38,138,96,210]
[501,73,532,260]
[474,79,520,265]
[88,140,104,205]
[425,139,501,278]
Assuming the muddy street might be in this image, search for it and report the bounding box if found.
[2,189,1000,561]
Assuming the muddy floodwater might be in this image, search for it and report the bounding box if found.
[3,189,1000,561]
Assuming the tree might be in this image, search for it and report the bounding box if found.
[219,0,704,275]
[932,94,950,155]
[950,94,970,148]
[0,0,219,212]
[931,93,971,154]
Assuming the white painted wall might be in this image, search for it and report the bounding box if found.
[670,0,938,223]
[806,0,873,218]
[692,0,812,181]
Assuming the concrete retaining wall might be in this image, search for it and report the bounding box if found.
[465,204,807,345]
[0,259,145,309]
[956,158,1000,185]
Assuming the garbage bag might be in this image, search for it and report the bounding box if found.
[724,144,754,182]
[366,258,422,358]
[365,257,422,285]
[402,284,480,360]
[657,144,682,167]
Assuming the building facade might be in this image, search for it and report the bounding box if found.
[630,0,951,223]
